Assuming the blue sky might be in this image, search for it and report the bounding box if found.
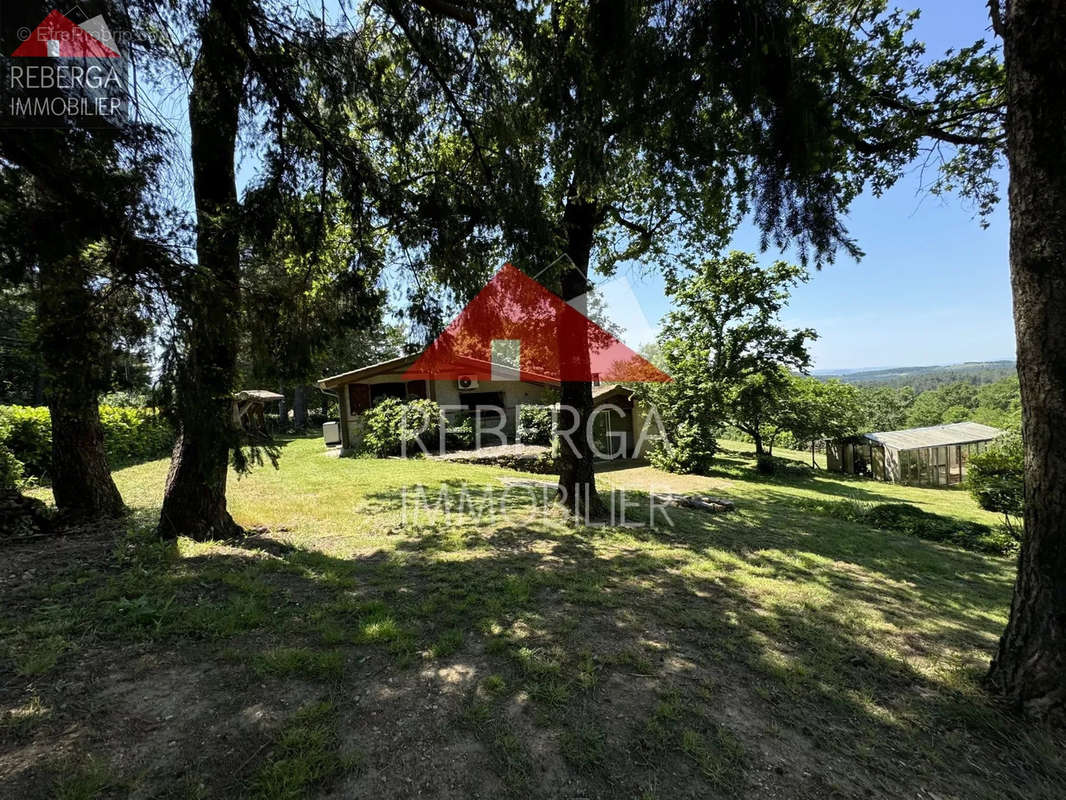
[620,1,1013,372]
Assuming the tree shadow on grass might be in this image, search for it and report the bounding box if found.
[1,491,1058,800]
[180,533,1062,797]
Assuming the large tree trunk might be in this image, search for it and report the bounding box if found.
[158,0,249,540]
[37,256,125,519]
[293,385,308,430]
[556,196,606,518]
[985,0,1066,722]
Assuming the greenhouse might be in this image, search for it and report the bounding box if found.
[826,422,1004,486]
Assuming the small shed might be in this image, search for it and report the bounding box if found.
[826,422,1004,486]
[233,389,285,435]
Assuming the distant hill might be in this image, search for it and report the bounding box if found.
[815,361,1017,391]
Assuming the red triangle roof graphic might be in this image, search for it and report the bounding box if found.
[12,10,120,58]
[402,263,671,383]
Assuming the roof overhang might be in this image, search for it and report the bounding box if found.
[318,353,559,390]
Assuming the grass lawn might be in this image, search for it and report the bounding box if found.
[2,436,1062,798]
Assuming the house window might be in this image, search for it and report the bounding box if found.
[370,382,407,404]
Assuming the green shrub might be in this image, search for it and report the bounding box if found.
[0,406,51,476]
[97,406,174,465]
[788,495,1016,555]
[755,454,812,477]
[98,390,151,408]
[648,420,717,475]
[0,445,23,490]
[0,405,174,477]
[756,454,776,475]
[863,502,1013,553]
[445,412,476,451]
[0,414,24,490]
[966,432,1024,530]
[360,397,442,457]
[516,405,553,447]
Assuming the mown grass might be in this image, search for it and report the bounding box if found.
[3,436,1062,799]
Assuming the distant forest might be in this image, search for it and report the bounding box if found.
[820,361,1017,393]
[814,362,1022,435]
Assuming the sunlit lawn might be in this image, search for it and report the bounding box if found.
[3,436,1062,799]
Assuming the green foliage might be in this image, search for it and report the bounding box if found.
[0,405,51,475]
[863,503,1014,555]
[0,443,23,490]
[789,496,1016,556]
[647,252,814,470]
[517,405,553,447]
[0,405,173,478]
[755,454,777,476]
[858,386,916,433]
[825,362,1017,392]
[967,432,1024,526]
[97,406,174,466]
[724,370,792,454]
[754,454,813,477]
[778,377,865,451]
[444,412,476,451]
[0,413,24,489]
[647,419,717,475]
[850,376,1021,435]
[360,398,442,458]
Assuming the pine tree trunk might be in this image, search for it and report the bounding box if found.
[556,195,606,518]
[985,0,1066,722]
[37,257,125,519]
[157,0,248,541]
[293,385,308,430]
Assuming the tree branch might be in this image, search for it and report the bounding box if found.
[987,0,1005,39]
[413,0,476,26]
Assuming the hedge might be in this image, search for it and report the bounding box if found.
[787,495,1016,555]
[0,405,175,481]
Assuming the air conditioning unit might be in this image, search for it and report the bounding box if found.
[457,375,479,391]
[322,420,341,447]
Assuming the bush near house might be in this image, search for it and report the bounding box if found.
[0,405,174,480]
[516,404,553,447]
[360,397,443,457]
[647,419,717,474]
[444,412,476,451]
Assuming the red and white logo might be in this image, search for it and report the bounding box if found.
[403,263,671,384]
[12,10,120,58]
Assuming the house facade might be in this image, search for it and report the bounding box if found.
[317,353,651,459]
